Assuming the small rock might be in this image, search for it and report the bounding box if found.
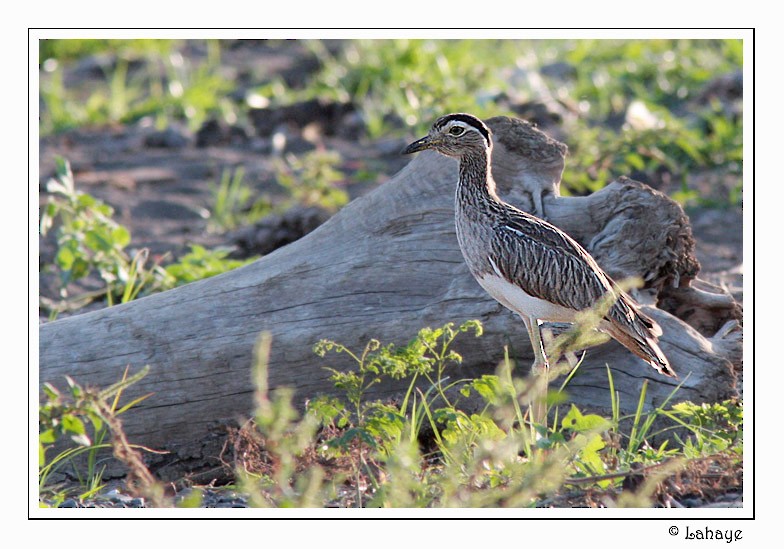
[106,488,133,505]
[679,497,704,508]
[230,206,331,257]
[196,118,250,147]
[248,99,355,138]
[59,498,80,508]
[129,498,146,508]
[144,127,190,149]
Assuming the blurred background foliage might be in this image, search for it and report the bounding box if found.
[39,38,743,205]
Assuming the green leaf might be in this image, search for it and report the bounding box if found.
[69,257,91,281]
[624,152,645,170]
[84,229,112,252]
[77,193,97,208]
[61,413,86,435]
[55,245,76,270]
[469,375,501,402]
[112,226,131,247]
[562,404,611,433]
[572,432,606,475]
[86,411,104,432]
[177,489,204,508]
[39,428,58,444]
[307,395,344,425]
[41,382,60,401]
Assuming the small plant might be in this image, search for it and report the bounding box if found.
[40,158,133,298]
[208,166,272,232]
[274,150,349,213]
[307,319,634,507]
[40,158,171,313]
[309,320,482,506]
[218,316,742,508]
[40,39,234,135]
[235,333,329,507]
[205,151,349,232]
[664,400,743,458]
[163,244,257,286]
[40,157,259,315]
[305,39,519,138]
[208,152,349,234]
[38,365,167,507]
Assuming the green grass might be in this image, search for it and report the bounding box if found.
[38,365,161,507]
[301,38,742,202]
[40,38,743,206]
[207,151,348,234]
[39,315,742,508]
[207,166,272,233]
[40,157,259,317]
[234,318,741,508]
[40,39,234,134]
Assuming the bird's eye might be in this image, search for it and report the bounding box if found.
[449,126,465,136]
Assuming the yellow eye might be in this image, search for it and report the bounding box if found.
[449,126,465,136]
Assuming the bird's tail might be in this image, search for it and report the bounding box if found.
[603,308,676,378]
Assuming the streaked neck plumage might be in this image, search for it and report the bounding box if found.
[456,144,500,210]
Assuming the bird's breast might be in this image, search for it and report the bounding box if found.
[454,209,491,276]
[476,272,577,323]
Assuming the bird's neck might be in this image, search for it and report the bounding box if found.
[457,147,500,205]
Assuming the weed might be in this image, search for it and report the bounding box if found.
[38,365,168,507]
[304,39,742,204]
[306,39,520,138]
[40,157,259,314]
[274,150,349,213]
[664,400,743,458]
[207,151,348,234]
[163,244,257,286]
[40,39,233,135]
[235,333,328,508]
[208,166,272,232]
[39,157,168,309]
[41,39,743,207]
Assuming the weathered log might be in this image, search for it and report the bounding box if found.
[39,117,741,479]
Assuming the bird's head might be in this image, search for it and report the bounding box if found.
[402,113,492,158]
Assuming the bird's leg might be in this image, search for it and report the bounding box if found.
[522,316,550,373]
[522,316,549,429]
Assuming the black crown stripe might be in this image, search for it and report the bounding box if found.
[434,113,491,144]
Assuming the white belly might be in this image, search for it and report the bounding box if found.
[477,272,577,323]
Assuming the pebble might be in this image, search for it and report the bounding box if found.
[58,498,80,508]
[144,127,190,149]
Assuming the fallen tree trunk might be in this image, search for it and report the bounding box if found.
[39,117,741,479]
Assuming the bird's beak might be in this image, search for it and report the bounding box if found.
[402,135,433,155]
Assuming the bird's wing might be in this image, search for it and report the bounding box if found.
[488,208,636,323]
[489,206,674,377]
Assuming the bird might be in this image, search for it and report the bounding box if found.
[402,113,675,378]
